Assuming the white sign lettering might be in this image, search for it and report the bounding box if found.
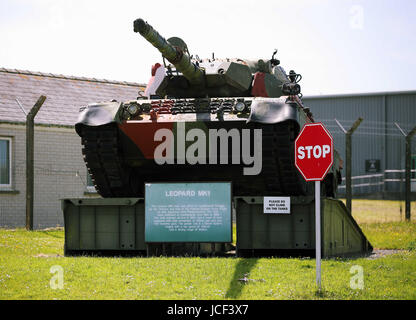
[297,145,330,159]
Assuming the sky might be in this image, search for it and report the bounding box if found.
[1,0,415,96]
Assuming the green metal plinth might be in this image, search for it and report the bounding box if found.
[62,198,234,256]
[235,196,372,258]
[62,198,146,255]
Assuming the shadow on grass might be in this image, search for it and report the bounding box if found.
[225,258,258,299]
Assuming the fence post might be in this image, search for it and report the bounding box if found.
[395,123,416,222]
[25,96,47,230]
[405,128,416,221]
[335,118,363,214]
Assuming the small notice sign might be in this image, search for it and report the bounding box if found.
[365,159,380,173]
[263,197,291,214]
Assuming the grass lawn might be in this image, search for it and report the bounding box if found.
[345,199,416,250]
[343,198,416,224]
[1,199,415,300]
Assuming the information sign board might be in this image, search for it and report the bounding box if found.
[145,182,232,242]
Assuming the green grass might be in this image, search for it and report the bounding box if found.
[343,198,416,249]
[1,199,415,299]
[1,223,416,300]
[361,222,416,250]
[341,198,416,224]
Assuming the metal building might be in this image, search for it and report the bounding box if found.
[302,90,416,198]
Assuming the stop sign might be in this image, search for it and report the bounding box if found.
[295,123,333,181]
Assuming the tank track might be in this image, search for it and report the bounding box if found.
[80,121,309,197]
[80,124,139,197]
[261,121,308,196]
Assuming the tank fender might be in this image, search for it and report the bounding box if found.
[75,101,123,135]
[247,97,298,124]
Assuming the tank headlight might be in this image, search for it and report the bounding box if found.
[234,101,246,112]
[127,104,140,116]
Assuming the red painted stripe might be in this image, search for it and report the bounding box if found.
[119,122,174,159]
[251,72,269,97]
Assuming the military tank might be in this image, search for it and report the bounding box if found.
[75,18,342,198]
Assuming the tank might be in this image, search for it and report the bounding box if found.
[75,18,342,198]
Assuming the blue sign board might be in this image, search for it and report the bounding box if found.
[145,182,232,242]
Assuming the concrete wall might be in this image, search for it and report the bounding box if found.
[0,123,98,228]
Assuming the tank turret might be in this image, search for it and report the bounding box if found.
[134,18,300,99]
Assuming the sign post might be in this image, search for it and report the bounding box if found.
[315,180,321,290]
[294,123,333,292]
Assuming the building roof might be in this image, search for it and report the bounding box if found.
[0,67,146,127]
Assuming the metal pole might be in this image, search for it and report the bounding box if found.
[345,132,352,213]
[400,169,403,221]
[405,128,416,221]
[405,137,411,221]
[399,138,403,221]
[335,118,363,214]
[26,115,34,230]
[315,180,321,292]
[26,95,46,231]
[346,118,363,214]
[395,123,416,222]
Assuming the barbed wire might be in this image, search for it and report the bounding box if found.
[322,119,415,130]
[319,119,415,138]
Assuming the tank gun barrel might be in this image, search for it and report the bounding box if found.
[134,18,204,85]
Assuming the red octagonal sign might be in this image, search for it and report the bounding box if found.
[295,123,333,181]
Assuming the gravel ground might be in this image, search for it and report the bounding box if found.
[366,249,405,260]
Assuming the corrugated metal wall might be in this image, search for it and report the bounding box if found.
[302,91,416,194]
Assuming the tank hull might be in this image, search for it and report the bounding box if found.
[78,119,309,197]
[76,97,340,198]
